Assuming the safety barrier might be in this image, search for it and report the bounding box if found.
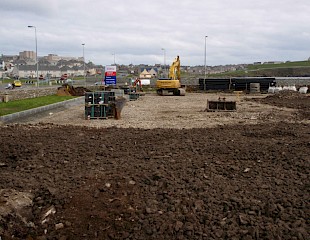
[25,81,35,84]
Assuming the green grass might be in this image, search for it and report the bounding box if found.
[0,95,76,116]
[203,61,310,78]
[247,61,310,70]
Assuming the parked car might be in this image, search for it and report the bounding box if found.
[13,80,22,87]
[60,74,68,80]
[95,81,104,85]
[64,79,74,84]
[5,83,13,89]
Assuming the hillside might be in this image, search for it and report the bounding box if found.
[247,61,310,77]
[205,61,310,78]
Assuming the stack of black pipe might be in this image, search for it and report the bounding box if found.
[199,78,231,91]
[199,77,276,92]
[232,78,276,91]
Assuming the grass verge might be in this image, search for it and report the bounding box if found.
[0,95,77,116]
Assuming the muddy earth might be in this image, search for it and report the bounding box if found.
[249,91,310,120]
[0,91,309,240]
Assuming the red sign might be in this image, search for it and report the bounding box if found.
[105,71,116,77]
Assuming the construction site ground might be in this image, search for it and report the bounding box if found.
[0,91,309,239]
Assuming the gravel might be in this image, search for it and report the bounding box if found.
[9,92,305,128]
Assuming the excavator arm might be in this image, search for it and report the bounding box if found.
[169,55,181,81]
[156,55,185,96]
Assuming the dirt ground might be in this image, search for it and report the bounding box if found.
[10,92,309,128]
[0,91,309,240]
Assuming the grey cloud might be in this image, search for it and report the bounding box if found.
[0,0,309,66]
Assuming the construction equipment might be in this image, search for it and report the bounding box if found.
[57,83,89,96]
[133,78,143,92]
[156,56,186,96]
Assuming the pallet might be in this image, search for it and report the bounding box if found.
[85,91,115,105]
[85,116,109,120]
[85,104,112,119]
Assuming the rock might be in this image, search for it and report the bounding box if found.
[0,189,34,222]
[175,221,183,231]
[55,223,64,230]
[65,221,72,227]
[129,180,136,185]
[184,222,194,231]
[145,207,152,214]
[93,189,100,198]
[194,200,204,211]
[41,205,56,224]
[215,229,223,238]
[239,213,249,225]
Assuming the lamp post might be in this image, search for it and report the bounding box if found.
[28,25,39,87]
[82,43,85,86]
[161,48,166,77]
[112,53,115,65]
[204,36,208,80]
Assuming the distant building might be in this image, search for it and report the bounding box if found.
[19,51,36,60]
[139,67,158,78]
[140,69,151,78]
[45,54,61,62]
[18,65,61,78]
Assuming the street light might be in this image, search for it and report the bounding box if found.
[204,36,208,80]
[82,43,85,86]
[112,53,115,65]
[161,48,166,77]
[28,25,39,87]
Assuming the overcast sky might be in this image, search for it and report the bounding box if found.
[1,0,309,66]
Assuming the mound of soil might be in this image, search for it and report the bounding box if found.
[0,123,309,239]
[57,84,90,96]
[74,87,91,96]
[260,91,309,108]
[249,91,310,120]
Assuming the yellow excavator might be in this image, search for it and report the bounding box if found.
[156,55,186,96]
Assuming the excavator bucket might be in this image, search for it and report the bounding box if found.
[57,84,89,96]
[57,86,72,96]
[206,98,236,112]
[57,84,76,96]
[110,97,127,120]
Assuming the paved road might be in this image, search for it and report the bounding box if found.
[0,76,105,91]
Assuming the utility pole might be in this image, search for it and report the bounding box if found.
[82,43,85,86]
[28,25,39,87]
[112,53,116,65]
[204,36,208,80]
[161,48,166,77]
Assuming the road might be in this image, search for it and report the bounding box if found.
[0,76,105,91]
